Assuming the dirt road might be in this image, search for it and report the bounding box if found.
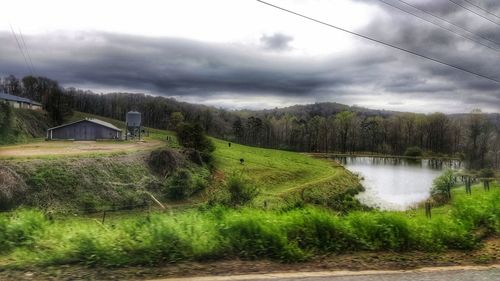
[0,140,163,158]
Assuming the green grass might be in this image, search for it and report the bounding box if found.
[212,139,362,206]
[0,108,52,145]
[0,183,497,268]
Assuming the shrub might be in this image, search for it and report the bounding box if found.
[404,146,423,157]
[431,169,455,203]
[0,209,48,252]
[478,168,495,178]
[148,148,184,176]
[347,212,412,251]
[227,173,259,206]
[165,169,196,200]
[176,122,215,154]
[452,189,500,234]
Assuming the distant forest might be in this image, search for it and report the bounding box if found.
[1,74,499,169]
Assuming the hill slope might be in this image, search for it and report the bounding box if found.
[0,113,362,212]
[210,139,362,209]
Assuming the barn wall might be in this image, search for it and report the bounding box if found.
[50,121,121,140]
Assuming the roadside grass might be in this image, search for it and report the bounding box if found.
[0,183,497,268]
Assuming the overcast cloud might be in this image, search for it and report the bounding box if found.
[0,0,499,113]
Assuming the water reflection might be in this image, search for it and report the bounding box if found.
[333,156,461,211]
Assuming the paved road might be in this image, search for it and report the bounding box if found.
[153,266,500,281]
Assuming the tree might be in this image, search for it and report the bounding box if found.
[3,75,21,96]
[0,101,12,135]
[335,111,356,153]
[176,122,215,154]
[169,112,184,130]
[465,109,492,169]
[232,118,244,143]
[431,169,455,203]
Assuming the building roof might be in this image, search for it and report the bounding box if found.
[48,118,122,132]
[0,92,42,106]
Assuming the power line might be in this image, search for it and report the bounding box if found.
[462,0,500,21]
[255,0,500,84]
[18,28,36,76]
[447,0,500,27]
[9,23,33,75]
[394,0,500,48]
[377,0,500,53]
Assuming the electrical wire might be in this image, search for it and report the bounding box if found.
[462,0,500,21]
[447,0,500,27]
[394,0,500,48]
[255,0,500,84]
[9,23,33,75]
[18,28,36,76]
[377,0,500,53]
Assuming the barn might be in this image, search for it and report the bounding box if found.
[0,92,42,110]
[47,118,122,140]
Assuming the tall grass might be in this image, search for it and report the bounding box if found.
[1,188,498,267]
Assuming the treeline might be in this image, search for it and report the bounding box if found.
[0,75,72,124]
[1,75,498,169]
[232,110,499,169]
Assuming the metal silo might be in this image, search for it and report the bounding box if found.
[125,111,142,140]
[126,111,141,127]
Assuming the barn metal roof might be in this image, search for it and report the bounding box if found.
[47,118,122,132]
[0,92,42,106]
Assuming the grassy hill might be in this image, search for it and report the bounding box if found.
[0,112,361,212]
[211,139,362,209]
[0,108,53,145]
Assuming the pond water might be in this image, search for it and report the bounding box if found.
[334,157,461,211]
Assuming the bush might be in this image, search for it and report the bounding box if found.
[478,168,495,178]
[148,148,184,176]
[431,169,455,203]
[404,146,423,157]
[227,173,259,206]
[0,209,48,252]
[452,189,500,234]
[165,169,196,200]
[176,122,215,154]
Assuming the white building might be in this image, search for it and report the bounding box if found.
[0,92,42,110]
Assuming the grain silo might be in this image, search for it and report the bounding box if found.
[125,111,142,140]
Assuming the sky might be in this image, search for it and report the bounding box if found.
[0,0,499,113]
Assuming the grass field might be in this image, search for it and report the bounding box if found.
[212,139,360,194]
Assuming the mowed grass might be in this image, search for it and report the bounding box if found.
[212,139,357,195]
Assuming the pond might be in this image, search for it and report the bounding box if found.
[333,156,462,211]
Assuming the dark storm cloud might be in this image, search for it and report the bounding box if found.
[0,31,388,97]
[260,33,294,51]
[1,0,500,113]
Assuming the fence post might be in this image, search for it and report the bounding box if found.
[102,211,107,224]
[425,201,432,219]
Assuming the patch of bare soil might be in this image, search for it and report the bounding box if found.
[0,140,163,158]
[1,237,498,281]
